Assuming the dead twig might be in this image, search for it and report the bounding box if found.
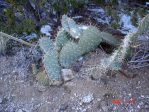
[0,32,35,47]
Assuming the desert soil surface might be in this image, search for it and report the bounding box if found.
[0,44,149,112]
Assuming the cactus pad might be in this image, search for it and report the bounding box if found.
[55,29,70,51]
[39,37,54,53]
[43,48,61,81]
[101,32,120,47]
[78,26,102,54]
[61,15,83,39]
[59,42,82,68]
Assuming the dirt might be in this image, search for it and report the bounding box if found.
[0,45,149,112]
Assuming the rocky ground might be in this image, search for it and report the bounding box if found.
[0,44,149,112]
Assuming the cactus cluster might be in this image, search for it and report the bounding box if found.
[39,15,120,85]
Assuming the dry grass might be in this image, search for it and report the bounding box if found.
[128,35,149,69]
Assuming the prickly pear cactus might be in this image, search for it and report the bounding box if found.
[59,42,82,67]
[101,33,134,71]
[55,29,70,51]
[39,15,121,84]
[78,26,102,54]
[137,14,149,35]
[101,32,120,47]
[39,37,54,53]
[61,15,83,39]
[43,48,61,82]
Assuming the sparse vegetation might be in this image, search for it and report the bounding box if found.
[0,1,149,111]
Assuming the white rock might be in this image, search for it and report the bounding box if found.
[72,16,83,19]
[25,33,37,41]
[88,8,105,13]
[16,109,23,112]
[82,94,94,104]
[146,2,149,6]
[119,13,137,34]
[79,26,88,30]
[40,25,52,37]
[78,56,83,61]
[61,69,74,82]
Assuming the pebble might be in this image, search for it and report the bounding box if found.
[82,94,94,104]
[40,25,52,37]
[16,109,23,112]
[61,69,74,82]
[37,84,47,92]
[59,103,68,111]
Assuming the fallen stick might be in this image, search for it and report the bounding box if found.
[0,32,35,47]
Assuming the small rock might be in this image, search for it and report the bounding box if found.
[36,84,47,92]
[25,33,38,41]
[59,103,68,111]
[100,76,108,85]
[71,61,82,72]
[49,79,62,86]
[100,101,108,112]
[0,98,2,104]
[82,94,94,104]
[63,81,75,93]
[40,25,52,37]
[61,69,74,82]
[16,109,23,112]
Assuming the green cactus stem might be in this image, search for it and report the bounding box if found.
[55,28,70,51]
[43,48,61,81]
